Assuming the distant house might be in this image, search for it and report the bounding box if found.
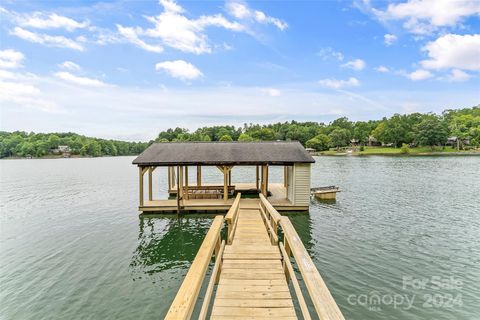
[368,136,381,147]
[52,145,71,157]
[350,139,359,146]
[305,147,316,154]
[447,136,470,148]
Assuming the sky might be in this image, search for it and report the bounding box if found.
[0,0,479,141]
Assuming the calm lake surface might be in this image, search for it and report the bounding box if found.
[1,156,479,319]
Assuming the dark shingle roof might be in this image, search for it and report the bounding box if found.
[132,141,315,166]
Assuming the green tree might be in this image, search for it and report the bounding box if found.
[414,115,448,149]
[329,128,350,150]
[238,133,254,142]
[219,134,233,141]
[306,134,331,151]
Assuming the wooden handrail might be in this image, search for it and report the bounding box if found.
[279,241,312,320]
[259,193,282,222]
[225,193,241,245]
[165,215,224,320]
[259,193,281,244]
[199,240,225,320]
[280,216,345,320]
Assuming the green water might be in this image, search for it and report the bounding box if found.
[0,156,479,319]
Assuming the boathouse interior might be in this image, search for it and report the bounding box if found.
[132,141,315,212]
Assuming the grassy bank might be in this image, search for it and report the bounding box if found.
[317,146,480,156]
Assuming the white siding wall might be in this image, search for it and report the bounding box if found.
[293,163,311,206]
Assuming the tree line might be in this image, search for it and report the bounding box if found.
[1,106,478,158]
[0,132,148,158]
[156,106,479,150]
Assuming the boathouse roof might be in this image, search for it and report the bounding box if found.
[132,141,315,166]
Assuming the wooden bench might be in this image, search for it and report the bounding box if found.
[183,185,235,199]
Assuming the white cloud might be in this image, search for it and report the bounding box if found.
[407,69,433,80]
[260,87,281,97]
[54,71,110,87]
[155,60,203,81]
[11,27,84,51]
[316,47,344,61]
[117,0,244,54]
[341,59,366,71]
[447,69,471,82]
[58,61,81,71]
[375,65,390,72]
[16,12,89,31]
[0,49,24,69]
[117,25,164,53]
[373,0,480,35]
[226,1,288,30]
[319,77,360,89]
[384,33,397,45]
[421,34,480,71]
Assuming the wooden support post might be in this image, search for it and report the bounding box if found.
[223,166,228,202]
[139,166,144,207]
[261,165,268,196]
[148,167,153,201]
[228,169,232,186]
[176,166,180,213]
[185,166,189,200]
[167,166,171,191]
[256,165,259,190]
[266,165,269,194]
[196,165,201,186]
[284,166,288,188]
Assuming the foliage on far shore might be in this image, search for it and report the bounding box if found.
[1,106,478,158]
[155,106,479,150]
[0,132,148,158]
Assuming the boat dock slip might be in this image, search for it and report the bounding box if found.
[165,194,345,320]
[132,141,315,213]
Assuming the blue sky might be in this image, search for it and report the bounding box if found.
[1,0,479,141]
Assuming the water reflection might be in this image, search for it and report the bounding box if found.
[130,215,215,278]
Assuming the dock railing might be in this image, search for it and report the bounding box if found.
[259,194,345,320]
[165,215,224,320]
[224,193,241,245]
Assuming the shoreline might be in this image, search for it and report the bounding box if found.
[0,155,139,160]
[315,151,480,157]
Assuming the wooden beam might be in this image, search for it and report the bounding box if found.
[256,165,259,190]
[148,167,153,201]
[223,166,228,202]
[185,166,189,200]
[165,216,224,320]
[139,166,144,207]
[167,166,171,191]
[284,166,288,188]
[176,166,180,213]
[197,165,201,186]
[228,169,232,185]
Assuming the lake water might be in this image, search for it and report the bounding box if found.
[1,156,479,319]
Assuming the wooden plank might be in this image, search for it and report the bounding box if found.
[211,306,296,317]
[213,299,294,308]
[199,240,225,320]
[223,253,281,260]
[216,285,290,292]
[215,291,292,299]
[280,216,345,320]
[165,216,223,320]
[211,317,297,320]
[220,272,285,280]
[221,268,284,274]
[218,279,287,286]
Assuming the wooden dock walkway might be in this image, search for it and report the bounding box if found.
[165,194,344,320]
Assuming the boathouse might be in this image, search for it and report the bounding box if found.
[132,141,315,213]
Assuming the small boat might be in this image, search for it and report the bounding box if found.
[311,186,341,200]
